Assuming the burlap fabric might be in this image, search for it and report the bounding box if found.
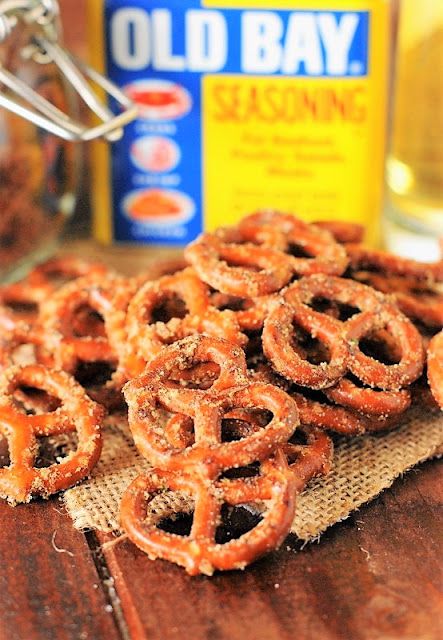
[63,406,443,542]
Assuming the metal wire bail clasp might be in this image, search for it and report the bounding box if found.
[0,0,137,141]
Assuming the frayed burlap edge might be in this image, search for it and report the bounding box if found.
[63,407,443,542]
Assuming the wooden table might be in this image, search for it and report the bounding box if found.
[1,241,442,640]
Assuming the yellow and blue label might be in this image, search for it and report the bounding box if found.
[90,1,389,245]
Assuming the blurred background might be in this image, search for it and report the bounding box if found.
[0,0,442,280]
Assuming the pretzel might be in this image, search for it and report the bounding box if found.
[124,269,247,377]
[185,212,348,298]
[238,211,349,276]
[39,275,135,407]
[0,322,53,370]
[313,220,364,244]
[122,335,302,573]
[222,408,333,491]
[210,291,277,332]
[0,281,46,334]
[353,271,443,328]
[185,227,294,297]
[346,244,443,282]
[120,452,296,576]
[427,331,443,409]
[324,378,411,416]
[249,361,401,435]
[39,274,133,368]
[263,275,425,392]
[0,364,103,503]
[27,255,109,289]
[124,336,298,472]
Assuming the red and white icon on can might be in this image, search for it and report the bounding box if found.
[130,136,181,173]
[125,80,192,121]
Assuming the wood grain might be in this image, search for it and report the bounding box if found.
[100,459,443,640]
[0,498,122,640]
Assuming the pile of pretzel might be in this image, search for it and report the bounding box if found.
[0,210,442,575]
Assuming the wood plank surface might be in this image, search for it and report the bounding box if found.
[0,498,122,640]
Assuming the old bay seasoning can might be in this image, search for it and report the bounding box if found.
[89,0,390,247]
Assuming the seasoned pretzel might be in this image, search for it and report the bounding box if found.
[324,377,411,416]
[0,257,110,335]
[249,360,401,435]
[120,452,296,576]
[0,322,53,369]
[263,275,425,392]
[124,336,298,472]
[313,220,364,244]
[124,269,246,376]
[185,228,294,297]
[223,408,333,491]
[27,255,109,288]
[238,211,349,276]
[210,291,277,332]
[346,244,443,282]
[263,297,349,389]
[345,304,425,391]
[186,212,349,298]
[0,364,103,503]
[0,281,46,334]
[39,275,135,407]
[353,271,443,328]
[39,275,132,370]
[122,335,302,574]
[427,330,443,409]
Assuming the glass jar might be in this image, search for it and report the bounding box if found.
[0,0,136,282]
[0,3,77,281]
[383,0,443,260]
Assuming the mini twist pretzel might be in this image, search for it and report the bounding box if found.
[249,361,399,435]
[222,408,333,492]
[0,281,47,334]
[163,409,332,487]
[27,255,110,289]
[0,364,103,504]
[124,268,247,377]
[324,377,411,416]
[39,275,135,408]
[352,270,443,329]
[238,211,349,277]
[346,244,443,282]
[124,335,298,472]
[263,296,349,389]
[313,220,365,245]
[39,274,132,373]
[427,330,443,410]
[185,212,348,298]
[185,227,294,297]
[263,275,425,392]
[120,452,296,576]
[0,322,54,370]
[0,257,110,336]
[122,335,303,574]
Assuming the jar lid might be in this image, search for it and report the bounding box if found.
[0,0,137,141]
